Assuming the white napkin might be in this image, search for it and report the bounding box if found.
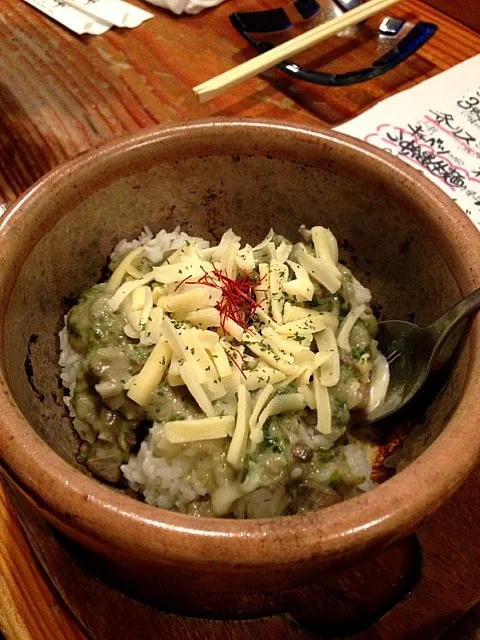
[144,0,228,16]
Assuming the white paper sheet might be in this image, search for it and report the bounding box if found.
[23,0,111,34]
[337,55,480,231]
[23,0,153,35]
[62,0,154,28]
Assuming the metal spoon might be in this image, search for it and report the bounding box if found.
[366,287,480,423]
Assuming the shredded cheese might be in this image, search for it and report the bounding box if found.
[125,303,142,332]
[284,260,314,302]
[106,247,144,293]
[227,385,251,469]
[179,362,216,417]
[269,259,289,324]
[298,383,316,410]
[126,264,145,280]
[143,306,164,345]
[167,357,183,387]
[185,308,221,329]
[222,343,245,394]
[236,245,255,274]
[254,306,278,328]
[313,370,331,434]
[337,304,366,353]
[256,263,270,313]
[139,287,153,344]
[261,327,309,356]
[209,341,232,379]
[275,240,292,264]
[311,226,341,276]
[367,353,390,413]
[124,324,139,340]
[252,229,273,251]
[210,229,241,263]
[152,286,167,304]
[127,339,172,406]
[222,317,245,342]
[296,245,341,294]
[161,317,207,384]
[108,273,155,312]
[244,365,286,391]
[152,258,213,285]
[163,243,197,265]
[295,351,332,387]
[245,338,299,376]
[262,334,295,365]
[254,393,305,434]
[249,383,274,441]
[276,315,326,337]
[221,240,240,279]
[157,286,220,314]
[198,330,220,350]
[131,286,147,311]
[315,327,340,387]
[282,302,338,324]
[211,484,244,516]
[164,416,234,443]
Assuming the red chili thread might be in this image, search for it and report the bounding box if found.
[174,275,192,292]
[185,268,264,337]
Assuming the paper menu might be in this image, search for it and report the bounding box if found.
[336,54,480,231]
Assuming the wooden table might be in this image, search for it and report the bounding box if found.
[0,1,479,638]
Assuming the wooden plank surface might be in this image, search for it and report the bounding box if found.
[0,0,478,207]
[0,1,479,639]
[423,0,480,32]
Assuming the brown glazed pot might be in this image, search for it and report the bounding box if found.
[0,119,479,610]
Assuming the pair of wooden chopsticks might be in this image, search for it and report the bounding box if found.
[194,0,402,102]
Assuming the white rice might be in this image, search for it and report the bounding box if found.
[121,423,375,512]
[110,225,210,266]
[58,322,82,417]
[123,437,206,511]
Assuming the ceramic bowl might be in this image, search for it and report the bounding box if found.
[0,119,479,612]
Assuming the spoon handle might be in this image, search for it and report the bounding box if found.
[429,287,480,347]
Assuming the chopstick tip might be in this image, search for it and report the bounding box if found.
[193,84,215,103]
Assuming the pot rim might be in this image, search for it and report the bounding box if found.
[0,118,479,569]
